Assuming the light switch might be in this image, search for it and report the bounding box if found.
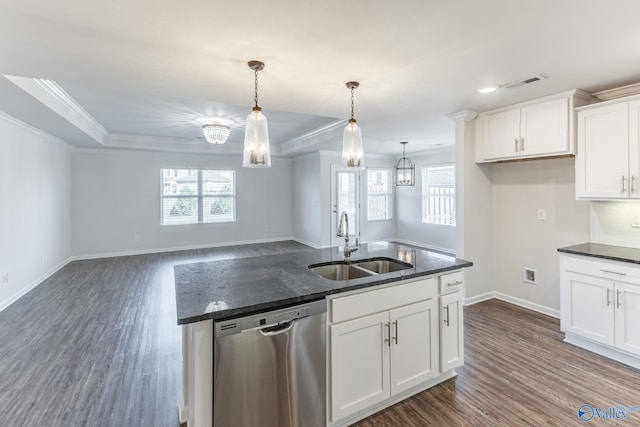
[537,209,546,221]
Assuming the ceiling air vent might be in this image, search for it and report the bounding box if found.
[504,74,547,89]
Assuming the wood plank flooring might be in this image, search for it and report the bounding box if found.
[1,241,639,426]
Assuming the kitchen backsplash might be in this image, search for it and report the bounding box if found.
[590,201,640,249]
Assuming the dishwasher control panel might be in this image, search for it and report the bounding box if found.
[246,307,309,329]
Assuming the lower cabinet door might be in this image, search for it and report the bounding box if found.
[330,311,390,422]
[440,292,464,372]
[614,282,640,357]
[563,272,615,345]
[389,299,439,395]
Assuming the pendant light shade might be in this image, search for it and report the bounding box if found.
[202,123,230,144]
[342,82,364,168]
[243,60,271,168]
[394,141,415,186]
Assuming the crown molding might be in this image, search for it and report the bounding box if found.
[0,110,74,149]
[3,75,107,144]
[447,110,478,122]
[592,82,640,101]
[279,119,347,155]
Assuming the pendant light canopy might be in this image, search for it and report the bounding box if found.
[342,81,364,168]
[243,60,271,168]
[394,141,415,186]
[202,123,231,144]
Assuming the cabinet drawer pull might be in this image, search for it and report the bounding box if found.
[600,269,627,276]
[385,322,391,347]
[447,280,463,287]
[393,320,398,345]
[622,175,627,193]
[606,288,612,307]
[617,289,622,309]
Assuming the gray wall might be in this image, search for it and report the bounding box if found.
[396,147,457,252]
[0,113,72,310]
[72,150,294,257]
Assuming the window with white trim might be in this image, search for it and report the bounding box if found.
[161,168,235,225]
[422,165,455,226]
[367,168,392,221]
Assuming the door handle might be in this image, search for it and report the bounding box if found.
[617,289,622,309]
[392,320,398,345]
[514,138,519,153]
[385,322,391,347]
[444,305,450,326]
[447,280,463,287]
[632,175,637,193]
[520,137,525,152]
[622,175,627,193]
[606,288,612,307]
[259,320,295,336]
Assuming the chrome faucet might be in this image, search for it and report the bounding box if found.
[337,211,359,259]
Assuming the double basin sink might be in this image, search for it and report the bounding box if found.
[309,257,413,281]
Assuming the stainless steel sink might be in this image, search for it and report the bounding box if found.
[356,259,412,274]
[309,257,413,281]
[309,263,373,280]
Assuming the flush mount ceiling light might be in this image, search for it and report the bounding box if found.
[394,141,415,186]
[342,81,364,168]
[243,60,271,168]
[477,85,499,94]
[202,123,231,144]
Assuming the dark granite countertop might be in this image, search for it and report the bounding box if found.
[174,241,473,324]
[558,243,640,264]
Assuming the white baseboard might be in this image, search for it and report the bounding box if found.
[291,237,321,249]
[0,257,71,313]
[71,236,300,261]
[390,238,455,255]
[464,291,559,319]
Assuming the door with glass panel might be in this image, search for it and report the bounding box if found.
[331,166,360,247]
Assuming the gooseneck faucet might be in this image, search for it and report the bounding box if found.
[337,211,359,259]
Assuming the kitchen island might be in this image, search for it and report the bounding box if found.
[175,241,472,427]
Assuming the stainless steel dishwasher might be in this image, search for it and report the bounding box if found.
[213,299,326,427]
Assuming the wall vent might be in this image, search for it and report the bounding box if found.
[504,74,547,89]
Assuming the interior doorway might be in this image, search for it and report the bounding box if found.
[330,165,360,247]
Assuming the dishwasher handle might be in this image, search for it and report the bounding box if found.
[259,320,296,336]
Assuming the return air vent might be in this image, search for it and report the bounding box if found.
[504,74,547,89]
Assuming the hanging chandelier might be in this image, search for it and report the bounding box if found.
[342,81,364,168]
[394,141,415,186]
[202,123,231,144]
[242,60,271,168]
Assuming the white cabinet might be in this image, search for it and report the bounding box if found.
[476,90,593,163]
[328,274,463,425]
[560,254,640,368]
[439,271,464,372]
[576,98,640,199]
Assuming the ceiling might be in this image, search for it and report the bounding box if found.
[1,0,640,157]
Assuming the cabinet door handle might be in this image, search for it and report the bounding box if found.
[393,320,398,345]
[622,175,627,193]
[600,269,627,276]
[632,175,637,193]
[385,322,391,347]
[616,289,622,309]
[514,138,519,153]
[444,305,450,326]
[520,137,525,152]
[606,288,612,307]
[447,280,463,287]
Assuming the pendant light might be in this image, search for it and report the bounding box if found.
[342,81,364,168]
[243,60,271,168]
[394,141,415,186]
[202,123,230,144]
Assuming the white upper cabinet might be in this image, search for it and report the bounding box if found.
[576,97,640,199]
[475,90,593,163]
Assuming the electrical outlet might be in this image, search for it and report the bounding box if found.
[2,273,8,285]
[631,215,640,228]
[133,234,140,242]
[536,209,546,221]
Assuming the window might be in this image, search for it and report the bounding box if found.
[422,165,455,226]
[367,169,392,221]
[161,169,235,225]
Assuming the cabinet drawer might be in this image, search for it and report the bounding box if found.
[439,270,463,294]
[560,253,640,283]
[331,278,437,324]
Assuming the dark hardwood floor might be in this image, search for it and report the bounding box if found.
[1,241,639,426]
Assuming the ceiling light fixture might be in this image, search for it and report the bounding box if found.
[342,81,364,168]
[477,85,499,94]
[202,123,231,144]
[394,141,415,186]
[243,60,271,168]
